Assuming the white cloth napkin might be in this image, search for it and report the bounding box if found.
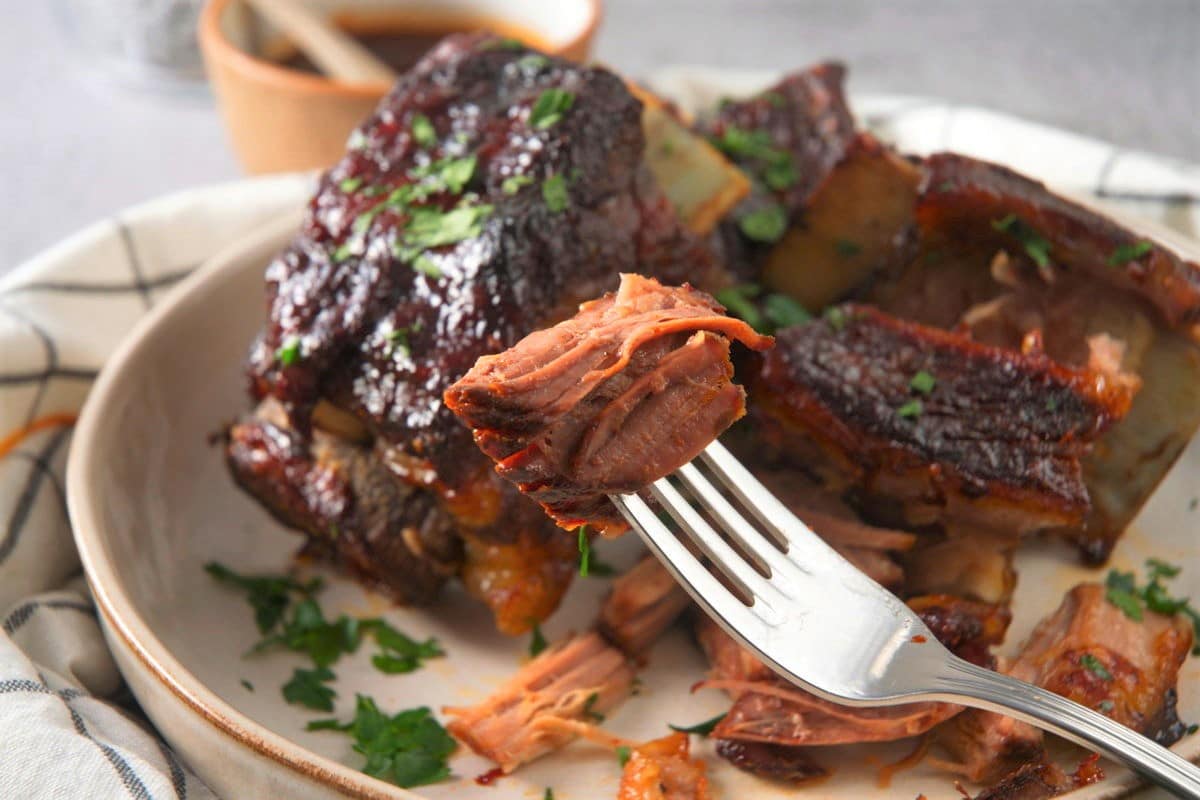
[1,80,1197,799]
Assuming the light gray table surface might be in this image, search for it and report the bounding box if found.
[2,1,1198,275]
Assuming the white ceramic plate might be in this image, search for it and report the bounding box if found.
[66,198,1200,800]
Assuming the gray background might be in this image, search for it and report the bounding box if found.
[2,0,1198,273]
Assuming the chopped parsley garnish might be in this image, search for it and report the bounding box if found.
[308,696,456,788]
[411,114,436,148]
[502,174,535,195]
[834,239,863,257]
[275,337,302,367]
[582,691,605,722]
[896,399,923,419]
[668,713,725,737]
[761,91,786,108]
[365,619,443,674]
[395,202,493,270]
[339,177,363,193]
[991,214,1052,268]
[762,159,797,191]
[577,526,591,577]
[1147,558,1182,580]
[332,243,354,263]
[542,174,569,213]
[763,293,811,330]
[518,54,549,71]
[412,255,442,278]
[483,37,524,51]
[528,622,548,657]
[1079,653,1112,681]
[283,666,337,711]
[909,370,936,395]
[1045,397,1059,412]
[712,126,782,163]
[737,203,788,243]
[616,745,632,767]
[409,154,477,195]
[384,328,410,358]
[240,679,254,692]
[529,89,575,130]
[1097,699,1115,712]
[824,306,847,332]
[1105,570,1144,621]
[712,125,796,191]
[252,598,363,667]
[1107,241,1153,266]
[715,284,765,332]
[204,561,320,635]
[586,558,617,577]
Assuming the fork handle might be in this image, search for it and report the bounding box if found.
[936,657,1200,797]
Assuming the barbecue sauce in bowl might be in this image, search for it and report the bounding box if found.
[272,11,552,76]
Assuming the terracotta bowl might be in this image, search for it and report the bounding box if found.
[199,0,602,174]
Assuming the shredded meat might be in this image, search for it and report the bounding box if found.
[597,555,691,656]
[444,632,634,772]
[445,274,772,535]
[1007,584,1193,744]
[695,614,960,746]
[937,582,1193,786]
[618,732,712,800]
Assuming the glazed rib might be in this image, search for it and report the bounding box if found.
[229,33,722,627]
[753,304,1134,537]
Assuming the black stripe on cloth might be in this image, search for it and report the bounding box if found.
[0,678,53,695]
[0,366,98,386]
[116,219,153,311]
[1093,189,1200,206]
[3,599,95,635]
[0,304,59,425]
[64,703,154,800]
[0,426,71,564]
[1095,147,1123,195]
[1,266,194,297]
[155,737,189,800]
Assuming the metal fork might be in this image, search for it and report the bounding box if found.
[609,440,1200,798]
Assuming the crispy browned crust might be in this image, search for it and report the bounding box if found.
[918,152,1200,333]
[753,304,1134,534]
[1008,584,1194,746]
[225,405,461,605]
[972,759,1070,800]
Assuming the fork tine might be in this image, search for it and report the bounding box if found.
[610,493,769,636]
[674,462,810,585]
[699,439,818,552]
[648,477,787,611]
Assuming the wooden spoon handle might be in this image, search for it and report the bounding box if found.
[243,0,398,84]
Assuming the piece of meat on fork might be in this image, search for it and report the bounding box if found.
[445,273,773,536]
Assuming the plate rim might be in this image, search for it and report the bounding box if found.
[63,185,1200,800]
[66,209,416,800]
